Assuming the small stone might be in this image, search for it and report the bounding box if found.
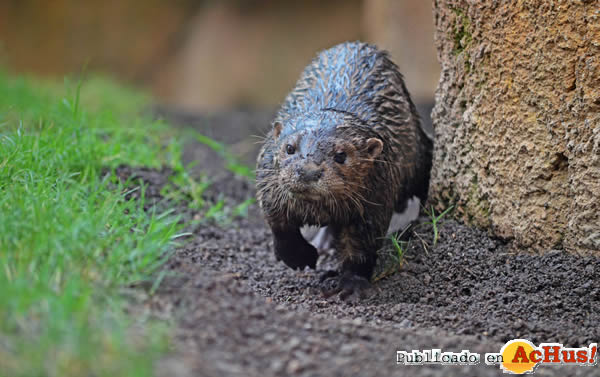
[270,359,285,373]
[399,319,412,328]
[340,343,360,355]
[287,336,301,349]
[286,359,302,374]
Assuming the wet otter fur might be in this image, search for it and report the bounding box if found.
[256,42,432,299]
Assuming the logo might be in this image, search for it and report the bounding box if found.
[397,340,597,374]
[486,339,597,374]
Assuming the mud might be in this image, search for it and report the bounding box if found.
[132,108,599,377]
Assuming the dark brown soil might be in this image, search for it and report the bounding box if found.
[134,108,599,377]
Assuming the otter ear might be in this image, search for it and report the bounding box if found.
[272,121,283,139]
[366,138,383,159]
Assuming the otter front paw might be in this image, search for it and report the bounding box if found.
[320,272,372,301]
[274,238,318,270]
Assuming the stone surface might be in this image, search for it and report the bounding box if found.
[430,0,600,253]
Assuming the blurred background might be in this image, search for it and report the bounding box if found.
[0,0,438,113]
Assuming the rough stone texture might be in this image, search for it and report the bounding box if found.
[430,0,600,253]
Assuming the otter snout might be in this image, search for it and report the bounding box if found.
[296,162,323,183]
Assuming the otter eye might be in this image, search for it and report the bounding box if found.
[334,151,346,164]
[286,144,295,155]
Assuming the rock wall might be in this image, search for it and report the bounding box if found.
[430,0,600,253]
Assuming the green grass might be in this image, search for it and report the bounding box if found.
[159,158,256,225]
[424,205,454,246]
[373,229,409,282]
[195,133,255,179]
[390,232,407,264]
[0,71,184,377]
[159,130,255,225]
[374,203,455,282]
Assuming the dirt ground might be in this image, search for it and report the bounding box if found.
[129,108,599,377]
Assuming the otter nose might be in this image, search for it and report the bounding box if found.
[296,163,323,182]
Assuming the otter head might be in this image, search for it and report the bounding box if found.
[271,111,383,205]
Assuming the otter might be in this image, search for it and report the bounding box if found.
[256,42,432,299]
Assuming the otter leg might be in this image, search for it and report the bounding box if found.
[321,221,383,300]
[271,226,318,270]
